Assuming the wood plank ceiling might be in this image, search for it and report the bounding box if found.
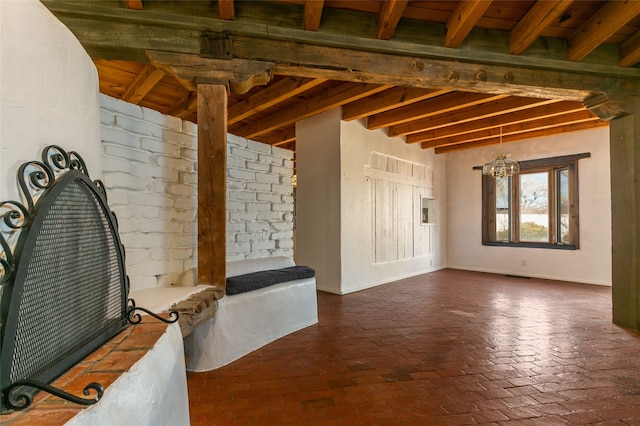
[47,1,640,155]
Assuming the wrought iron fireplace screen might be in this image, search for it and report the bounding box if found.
[0,146,177,413]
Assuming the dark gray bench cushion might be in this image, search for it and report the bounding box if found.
[226,266,316,295]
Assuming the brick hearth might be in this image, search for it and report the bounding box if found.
[2,316,171,425]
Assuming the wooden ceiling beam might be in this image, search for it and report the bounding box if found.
[367,92,505,130]
[620,31,640,67]
[509,0,573,55]
[568,0,640,62]
[390,97,559,137]
[408,101,587,144]
[167,91,198,119]
[342,87,449,121]
[423,110,599,150]
[238,83,392,139]
[218,0,235,20]
[146,51,275,94]
[121,64,165,104]
[44,1,640,82]
[259,126,296,146]
[377,0,408,40]
[269,55,609,102]
[304,0,324,31]
[445,0,492,48]
[274,141,296,151]
[229,77,326,125]
[434,121,608,153]
[42,2,640,100]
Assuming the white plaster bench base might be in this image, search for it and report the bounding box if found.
[184,277,317,371]
[185,256,318,371]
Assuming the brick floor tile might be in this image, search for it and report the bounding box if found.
[502,394,540,408]
[471,409,510,423]
[354,399,391,414]
[504,416,567,425]
[475,388,514,400]
[300,397,335,410]
[505,385,540,397]
[408,404,450,417]
[561,409,605,423]
[529,391,567,405]
[534,402,572,416]
[500,405,542,420]
[440,400,479,415]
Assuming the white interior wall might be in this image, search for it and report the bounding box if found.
[0,0,101,202]
[446,126,612,285]
[295,108,343,293]
[296,108,446,294]
[340,117,446,293]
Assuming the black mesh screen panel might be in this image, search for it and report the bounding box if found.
[8,178,125,384]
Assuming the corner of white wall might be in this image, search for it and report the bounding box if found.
[295,109,343,293]
[296,108,447,294]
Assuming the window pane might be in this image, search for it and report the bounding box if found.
[495,176,510,241]
[557,168,569,244]
[519,172,549,242]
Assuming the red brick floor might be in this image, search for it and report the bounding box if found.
[187,269,640,425]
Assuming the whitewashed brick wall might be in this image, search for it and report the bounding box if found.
[100,95,294,290]
[226,133,295,260]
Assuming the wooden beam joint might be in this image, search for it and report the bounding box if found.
[201,31,233,60]
[147,50,274,95]
[584,93,631,121]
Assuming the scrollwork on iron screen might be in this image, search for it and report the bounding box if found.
[4,380,103,411]
[127,298,179,325]
[0,145,95,286]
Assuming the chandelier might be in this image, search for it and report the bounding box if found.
[482,127,519,178]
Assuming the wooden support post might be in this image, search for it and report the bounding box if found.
[610,96,640,329]
[197,84,227,289]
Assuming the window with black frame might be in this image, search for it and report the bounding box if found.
[481,153,590,250]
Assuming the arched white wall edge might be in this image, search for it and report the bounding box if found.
[1,0,101,202]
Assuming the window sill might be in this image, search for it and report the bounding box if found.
[483,242,577,250]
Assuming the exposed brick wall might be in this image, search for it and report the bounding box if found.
[100,95,293,290]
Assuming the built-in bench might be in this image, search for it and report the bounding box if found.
[186,256,318,371]
[130,256,318,371]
